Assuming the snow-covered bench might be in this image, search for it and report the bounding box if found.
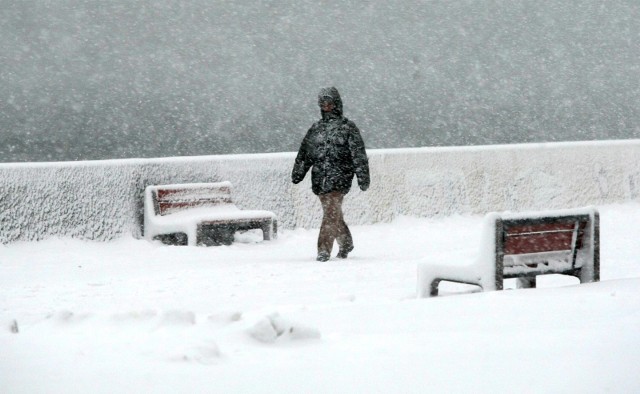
[417,207,600,297]
[144,182,277,246]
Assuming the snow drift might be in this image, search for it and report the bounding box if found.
[1,204,640,393]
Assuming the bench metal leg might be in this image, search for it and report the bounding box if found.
[430,279,441,297]
[153,232,188,246]
[260,219,277,241]
[261,220,272,241]
[428,278,483,297]
[516,276,537,289]
[573,268,597,285]
[494,269,504,291]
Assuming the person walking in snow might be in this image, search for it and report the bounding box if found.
[292,87,370,262]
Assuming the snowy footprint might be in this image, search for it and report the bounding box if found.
[248,313,321,344]
[168,341,223,365]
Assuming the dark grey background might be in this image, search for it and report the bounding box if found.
[1,0,638,162]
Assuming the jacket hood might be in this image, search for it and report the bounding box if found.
[318,87,343,118]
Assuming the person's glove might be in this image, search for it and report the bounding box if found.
[291,173,304,184]
[360,183,369,192]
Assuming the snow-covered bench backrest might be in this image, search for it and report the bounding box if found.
[147,182,234,216]
[495,208,599,279]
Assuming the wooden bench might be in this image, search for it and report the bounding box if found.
[144,182,277,246]
[417,208,599,297]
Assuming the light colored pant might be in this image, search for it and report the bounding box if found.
[318,191,353,255]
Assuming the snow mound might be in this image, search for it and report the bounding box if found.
[110,310,158,323]
[168,341,223,365]
[158,310,196,326]
[207,311,243,326]
[4,319,19,334]
[248,313,321,344]
[48,310,92,325]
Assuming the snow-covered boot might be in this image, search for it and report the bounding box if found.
[336,245,354,259]
[316,252,330,262]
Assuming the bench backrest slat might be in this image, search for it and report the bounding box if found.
[504,230,575,254]
[501,216,588,255]
[151,184,233,216]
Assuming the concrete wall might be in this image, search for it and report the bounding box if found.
[1,140,639,243]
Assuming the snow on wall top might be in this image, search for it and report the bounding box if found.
[1,140,639,243]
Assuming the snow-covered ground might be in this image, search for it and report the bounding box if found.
[2,203,639,393]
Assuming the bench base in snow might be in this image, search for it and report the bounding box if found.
[152,217,277,246]
[197,218,277,246]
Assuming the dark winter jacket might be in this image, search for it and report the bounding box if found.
[292,87,370,195]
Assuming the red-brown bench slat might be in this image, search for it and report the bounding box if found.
[504,231,575,254]
[156,186,231,200]
[157,198,232,216]
[503,222,576,234]
[502,220,587,254]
